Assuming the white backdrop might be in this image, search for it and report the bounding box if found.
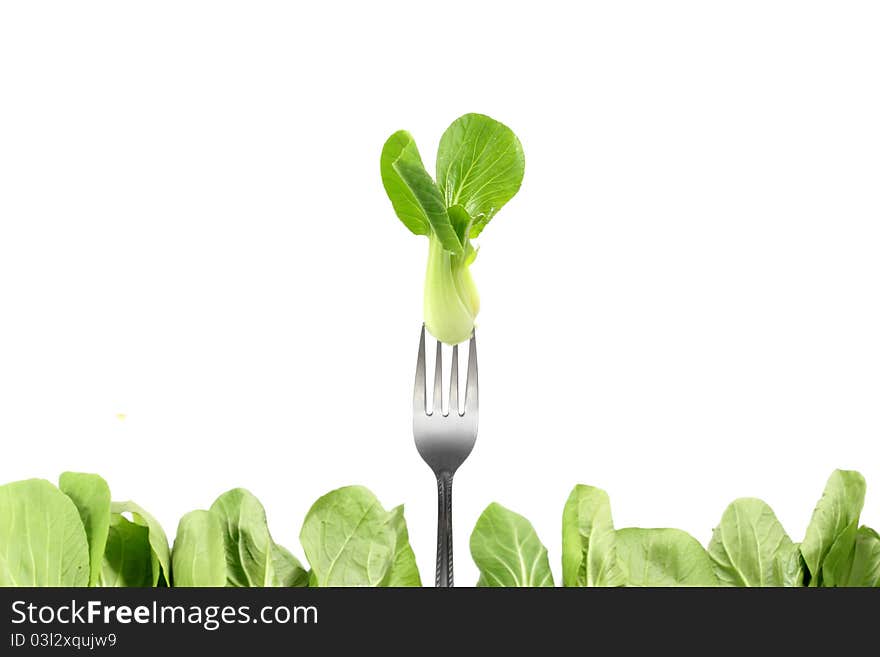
[1,1,878,586]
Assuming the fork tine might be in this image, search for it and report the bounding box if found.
[465,330,478,415]
[433,340,443,415]
[449,344,459,416]
[413,324,427,415]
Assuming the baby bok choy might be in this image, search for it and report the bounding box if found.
[380,113,524,345]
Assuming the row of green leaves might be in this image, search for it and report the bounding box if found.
[471,469,879,586]
[0,475,420,587]
[2,469,876,586]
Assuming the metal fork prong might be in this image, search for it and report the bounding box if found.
[465,331,478,415]
[433,340,443,415]
[449,344,459,416]
[413,324,427,415]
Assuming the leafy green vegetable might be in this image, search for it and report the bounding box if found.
[436,113,525,238]
[616,528,717,586]
[708,498,803,586]
[847,527,880,587]
[171,510,227,587]
[58,472,111,586]
[176,490,307,588]
[379,131,431,238]
[111,501,170,586]
[381,113,524,345]
[1,469,878,588]
[470,502,554,587]
[0,479,90,586]
[300,486,397,586]
[561,485,623,586]
[210,488,292,587]
[382,133,462,254]
[801,469,866,586]
[383,505,422,587]
[822,525,880,587]
[271,544,310,588]
[99,514,154,587]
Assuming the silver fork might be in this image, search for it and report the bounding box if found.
[413,324,478,587]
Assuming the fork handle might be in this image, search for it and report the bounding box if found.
[435,472,454,587]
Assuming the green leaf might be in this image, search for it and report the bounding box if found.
[171,510,227,587]
[822,525,880,587]
[383,506,421,587]
[0,479,90,586]
[58,472,111,587]
[447,204,473,248]
[299,485,395,587]
[616,528,717,586]
[708,498,803,586]
[99,514,154,587]
[470,502,554,587]
[393,161,462,254]
[207,489,305,588]
[112,501,170,586]
[561,485,623,587]
[272,544,309,587]
[801,469,866,586]
[847,527,880,587]
[381,130,462,254]
[436,113,525,237]
[210,488,278,587]
[380,130,430,236]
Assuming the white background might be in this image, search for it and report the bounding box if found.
[1,1,878,586]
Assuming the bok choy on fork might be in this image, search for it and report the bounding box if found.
[380,113,525,345]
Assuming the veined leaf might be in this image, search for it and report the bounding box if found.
[380,130,431,236]
[436,113,525,237]
[393,160,462,254]
[470,503,554,587]
[562,485,623,587]
[271,544,309,587]
[822,525,880,587]
[383,505,421,587]
[708,498,802,586]
[99,514,153,587]
[617,528,717,586]
[300,486,395,587]
[381,130,462,254]
[0,479,89,586]
[801,469,866,586]
[112,501,170,586]
[171,510,227,587]
[210,489,277,587]
[59,472,111,587]
[847,527,880,587]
